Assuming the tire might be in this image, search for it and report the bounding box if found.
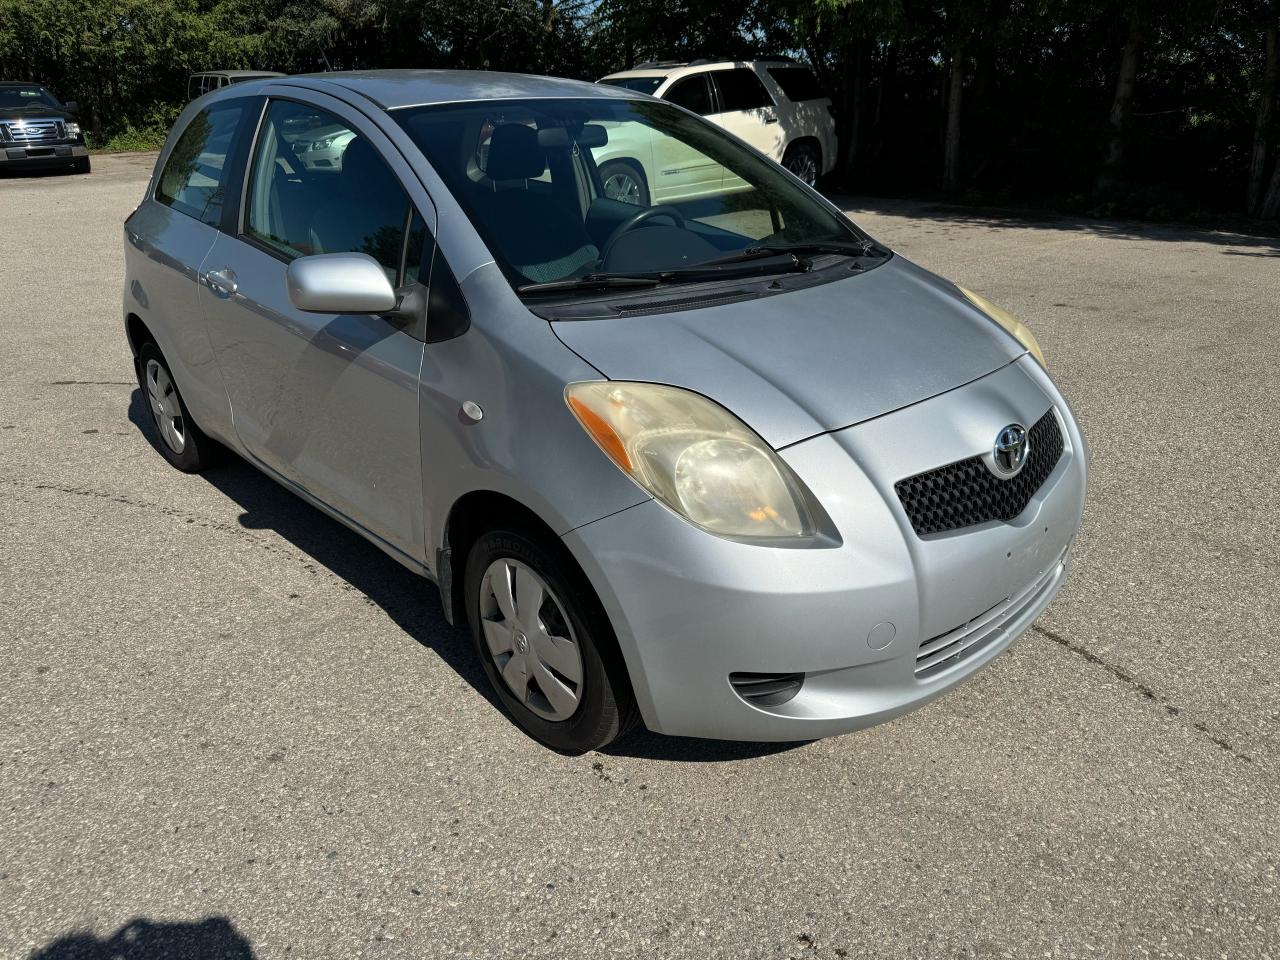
[136,341,218,472]
[782,142,821,188]
[598,159,649,207]
[74,156,91,175]
[464,526,639,753]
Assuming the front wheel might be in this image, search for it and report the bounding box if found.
[782,142,820,187]
[464,527,638,753]
[598,160,649,207]
[74,156,91,175]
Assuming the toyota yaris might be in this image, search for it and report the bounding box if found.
[123,70,1086,753]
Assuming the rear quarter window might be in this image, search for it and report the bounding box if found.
[710,68,774,112]
[766,67,827,103]
[155,102,245,226]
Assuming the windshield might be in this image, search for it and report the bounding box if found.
[598,77,664,95]
[394,97,868,293]
[0,85,61,110]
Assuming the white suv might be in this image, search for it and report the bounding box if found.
[596,59,837,201]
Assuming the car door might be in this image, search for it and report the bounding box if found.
[125,98,252,436]
[650,74,724,202]
[200,93,431,564]
[706,67,782,162]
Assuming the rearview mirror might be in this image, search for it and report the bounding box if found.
[286,253,397,314]
[64,100,80,113]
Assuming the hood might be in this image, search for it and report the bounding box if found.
[0,104,77,122]
[551,255,1023,449]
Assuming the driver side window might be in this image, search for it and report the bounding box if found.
[244,99,414,279]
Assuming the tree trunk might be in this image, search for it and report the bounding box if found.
[1248,17,1278,215]
[943,47,964,194]
[868,41,896,166]
[1097,6,1143,194]
[844,40,869,183]
[1262,149,1280,218]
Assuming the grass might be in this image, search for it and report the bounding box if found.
[87,125,168,154]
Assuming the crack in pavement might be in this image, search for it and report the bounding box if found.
[0,475,440,634]
[47,380,134,386]
[3,476,1263,767]
[1032,623,1253,764]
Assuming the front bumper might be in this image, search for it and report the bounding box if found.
[0,143,88,169]
[562,356,1087,741]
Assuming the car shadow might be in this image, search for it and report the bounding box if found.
[602,729,807,762]
[830,194,1280,256]
[29,916,254,960]
[129,389,809,763]
[0,163,84,179]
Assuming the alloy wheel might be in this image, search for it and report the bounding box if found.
[603,171,642,205]
[145,358,186,454]
[787,152,818,186]
[479,558,584,721]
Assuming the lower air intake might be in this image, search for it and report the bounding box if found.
[729,671,804,707]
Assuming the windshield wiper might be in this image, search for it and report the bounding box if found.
[518,255,810,296]
[704,239,884,267]
[517,274,663,296]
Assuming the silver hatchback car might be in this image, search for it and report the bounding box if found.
[123,70,1086,752]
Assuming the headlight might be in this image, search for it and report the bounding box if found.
[565,381,815,539]
[64,122,81,138]
[312,138,332,151]
[959,286,1046,367]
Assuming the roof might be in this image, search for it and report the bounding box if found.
[0,81,50,86]
[599,59,801,82]
[191,70,285,79]
[278,69,643,111]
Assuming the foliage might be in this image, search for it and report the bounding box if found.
[1,0,1278,218]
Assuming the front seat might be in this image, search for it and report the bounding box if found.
[308,137,406,272]
[479,124,599,284]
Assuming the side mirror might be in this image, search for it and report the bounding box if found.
[286,253,397,314]
[64,100,80,114]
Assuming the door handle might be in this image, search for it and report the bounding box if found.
[204,267,238,298]
[763,115,779,124]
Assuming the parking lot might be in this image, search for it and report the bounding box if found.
[2,153,1278,959]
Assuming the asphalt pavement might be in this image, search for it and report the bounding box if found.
[2,153,1278,959]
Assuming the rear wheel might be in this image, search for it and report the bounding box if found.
[599,160,649,206]
[782,142,820,187]
[465,527,638,753]
[137,342,218,472]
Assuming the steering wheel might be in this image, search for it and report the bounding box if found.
[600,204,687,266]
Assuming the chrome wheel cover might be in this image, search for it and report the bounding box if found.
[145,358,186,454]
[787,152,818,186]
[603,171,642,205]
[479,559,584,722]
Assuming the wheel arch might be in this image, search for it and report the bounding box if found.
[784,135,823,167]
[439,489,566,627]
[125,312,154,363]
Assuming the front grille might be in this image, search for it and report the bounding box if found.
[729,671,804,707]
[2,118,64,144]
[915,550,1066,678]
[894,408,1064,537]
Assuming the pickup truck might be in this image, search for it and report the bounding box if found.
[0,82,90,174]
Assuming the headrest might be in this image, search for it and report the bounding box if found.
[486,124,545,180]
[340,137,388,187]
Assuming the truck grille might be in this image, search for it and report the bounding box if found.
[894,408,1064,537]
[2,118,64,144]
